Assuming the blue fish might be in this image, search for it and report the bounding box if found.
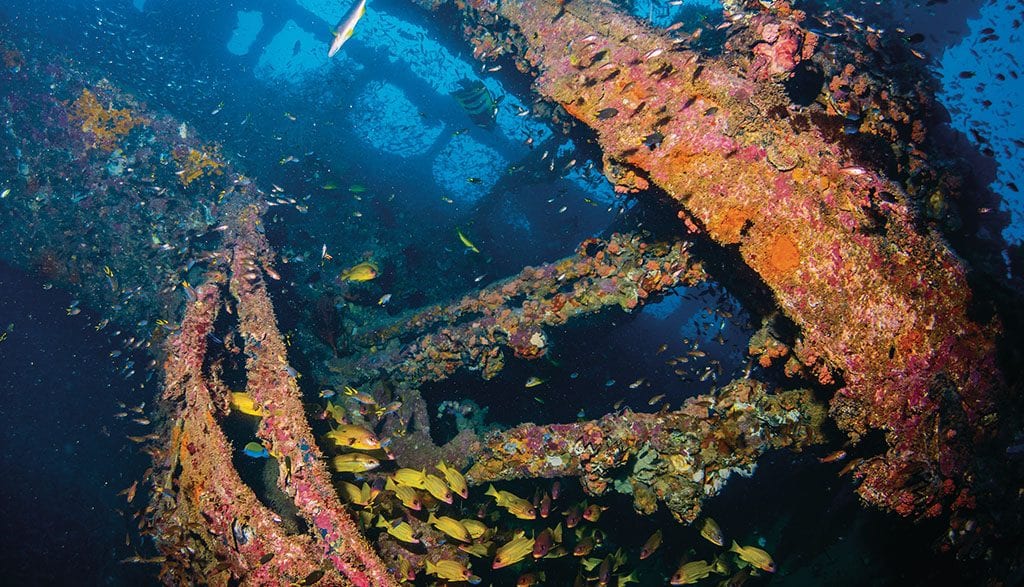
[243,441,269,458]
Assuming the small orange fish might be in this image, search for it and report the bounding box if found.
[838,457,865,477]
[582,503,607,522]
[121,480,139,503]
[640,529,662,559]
[819,450,847,463]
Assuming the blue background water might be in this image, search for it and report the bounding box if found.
[1,0,1020,584]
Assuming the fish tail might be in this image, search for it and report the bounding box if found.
[485,484,499,498]
[730,540,741,553]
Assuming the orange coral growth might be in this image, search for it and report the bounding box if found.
[710,206,752,245]
[71,88,146,151]
[174,146,225,187]
[766,234,800,277]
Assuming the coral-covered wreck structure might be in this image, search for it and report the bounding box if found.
[1,0,1020,583]
[444,0,1005,525]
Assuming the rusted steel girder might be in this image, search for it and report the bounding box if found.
[225,210,400,587]
[151,282,349,585]
[451,0,1003,519]
[338,233,705,387]
[465,379,826,523]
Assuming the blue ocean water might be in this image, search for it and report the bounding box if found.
[0,0,1021,584]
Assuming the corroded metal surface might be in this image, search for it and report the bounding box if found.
[226,212,400,587]
[451,0,1004,520]
[339,233,705,386]
[151,283,346,585]
[465,379,825,523]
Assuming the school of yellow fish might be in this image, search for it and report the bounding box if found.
[311,386,777,585]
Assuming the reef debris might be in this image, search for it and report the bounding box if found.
[173,145,225,188]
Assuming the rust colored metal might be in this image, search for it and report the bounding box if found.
[146,231,402,585]
[465,379,825,523]
[339,233,705,387]
[451,0,1004,520]
[150,282,348,585]
[225,209,400,587]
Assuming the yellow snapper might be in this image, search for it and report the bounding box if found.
[338,481,376,506]
[384,477,422,510]
[700,517,724,546]
[427,513,472,543]
[376,516,419,544]
[460,518,489,540]
[331,453,379,473]
[423,473,454,504]
[338,261,379,282]
[459,542,493,558]
[426,559,479,584]
[492,532,535,569]
[437,460,469,499]
[325,424,380,451]
[485,484,537,519]
[392,467,427,489]
[230,392,264,417]
[324,401,346,424]
[729,541,776,573]
[670,560,716,585]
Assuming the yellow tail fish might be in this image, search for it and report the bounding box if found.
[331,453,380,473]
[437,460,469,499]
[376,516,419,544]
[325,424,380,451]
[493,532,535,569]
[338,261,378,282]
[230,392,264,417]
[428,513,472,543]
[457,228,480,253]
[730,541,776,573]
[328,0,367,58]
